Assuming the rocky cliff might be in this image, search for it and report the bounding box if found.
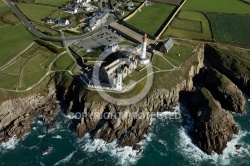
[204,44,250,92]
[0,42,247,155]
[204,68,246,113]
[0,85,58,144]
[188,88,239,155]
[59,44,205,150]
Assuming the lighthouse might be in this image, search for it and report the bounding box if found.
[139,33,150,65]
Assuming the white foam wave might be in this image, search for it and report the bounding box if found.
[150,103,181,125]
[80,133,152,166]
[52,135,62,139]
[53,151,75,166]
[178,127,250,165]
[0,135,19,150]
[38,135,46,139]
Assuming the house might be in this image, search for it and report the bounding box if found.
[44,17,56,24]
[64,6,78,14]
[57,18,70,26]
[160,38,174,53]
[86,10,109,31]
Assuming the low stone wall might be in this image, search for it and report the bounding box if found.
[155,0,187,40]
[123,1,146,21]
[120,21,156,40]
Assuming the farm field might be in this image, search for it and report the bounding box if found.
[17,3,57,22]
[35,0,69,6]
[206,13,250,46]
[153,0,182,5]
[127,3,175,36]
[162,11,212,40]
[52,53,75,71]
[1,43,57,90]
[183,0,250,14]
[0,24,35,67]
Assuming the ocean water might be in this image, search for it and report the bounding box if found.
[0,95,250,166]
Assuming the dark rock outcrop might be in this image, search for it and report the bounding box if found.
[188,88,239,155]
[204,68,246,113]
[204,44,250,92]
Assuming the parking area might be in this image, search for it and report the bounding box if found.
[76,28,124,51]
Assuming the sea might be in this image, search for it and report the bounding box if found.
[0,94,250,166]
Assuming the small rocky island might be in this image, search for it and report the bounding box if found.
[0,43,249,155]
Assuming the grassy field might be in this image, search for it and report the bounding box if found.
[183,0,250,14]
[164,44,195,67]
[1,11,20,25]
[1,44,58,90]
[33,22,61,36]
[171,18,201,32]
[152,54,173,70]
[127,3,175,36]
[35,0,69,6]
[49,9,71,19]
[162,11,212,40]
[52,53,74,71]
[17,3,57,22]
[205,13,250,46]
[0,24,35,67]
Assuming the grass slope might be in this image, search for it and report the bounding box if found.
[52,53,74,71]
[17,3,57,22]
[0,24,35,67]
[35,0,69,6]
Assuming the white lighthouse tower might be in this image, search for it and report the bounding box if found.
[139,33,150,65]
[116,69,123,91]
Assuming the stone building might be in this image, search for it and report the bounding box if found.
[99,51,138,90]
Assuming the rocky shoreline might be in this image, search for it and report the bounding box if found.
[0,43,249,155]
[0,86,58,144]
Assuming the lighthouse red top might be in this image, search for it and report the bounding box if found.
[142,33,148,43]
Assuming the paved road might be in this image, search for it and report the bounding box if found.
[5,0,115,42]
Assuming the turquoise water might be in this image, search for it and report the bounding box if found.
[0,95,250,166]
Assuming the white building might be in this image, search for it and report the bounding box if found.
[104,42,119,52]
[86,10,109,31]
[57,19,70,26]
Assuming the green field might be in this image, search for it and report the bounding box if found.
[35,0,69,6]
[33,22,61,36]
[0,24,35,67]
[152,54,173,70]
[17,3,57,22]
[52,53,74,71]
[162,11,212,40]
[164,44,195,67]
[183,0,250,14]
[2,57,29,75]
[205,13,250,46]
[127,3,175,36]
[171,18,201,32]
[1,44,58,90]
[1,11,20,25]
[49,9,71,19]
